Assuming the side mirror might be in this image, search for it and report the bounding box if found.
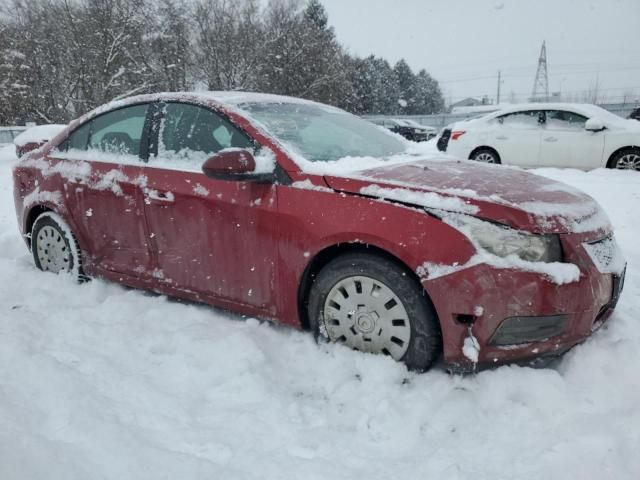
[16,141,46,158]
[201,148,274,182]
[585,118,605,132]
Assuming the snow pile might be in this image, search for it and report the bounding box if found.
[418,251,580,285]
[291,179,333,192]
[1,154,639,478]
[362,184,479,214]
[252,147,276,174]
[462,329,480,363]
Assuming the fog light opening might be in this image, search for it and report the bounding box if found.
[456,314,475,325]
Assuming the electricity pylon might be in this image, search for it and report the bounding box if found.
[531,41,549,102]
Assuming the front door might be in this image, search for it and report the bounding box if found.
[141,102,280,314]
[540,110,605,169]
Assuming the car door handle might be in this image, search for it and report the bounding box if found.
[145,189,175,204]
[544,136,558,142]
[496,135,508,140]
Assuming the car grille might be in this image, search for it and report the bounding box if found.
[583,236,624,274]
[437,128,451,152]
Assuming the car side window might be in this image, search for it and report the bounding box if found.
[545,110,588,130]
[497,110,544,128]
[86,104,149,156]
[58,122,91,151]
[155,102,253,167]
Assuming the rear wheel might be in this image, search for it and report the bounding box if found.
[610,148,640,171]
[308,253,442,371]
[470,147,501,164]
[31,212,82,279]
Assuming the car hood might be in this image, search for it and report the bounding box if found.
[323,157,611,235]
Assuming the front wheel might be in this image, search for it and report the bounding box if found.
[610,148,640,171]
[31,211,82,279]
[308,253,442,371]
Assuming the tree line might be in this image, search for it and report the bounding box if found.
[0,0,444,125]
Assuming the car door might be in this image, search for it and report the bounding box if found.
[540,110,605,169]
[141,101,280,314]
[489,110,543,167]
[52,103,154,276]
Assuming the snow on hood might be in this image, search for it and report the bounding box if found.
[323,156,612,235]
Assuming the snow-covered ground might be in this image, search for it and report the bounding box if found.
[1,144,639,479]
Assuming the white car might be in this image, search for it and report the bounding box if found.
[437,103,640,171]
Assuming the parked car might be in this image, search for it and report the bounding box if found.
[396,118,438,140]
[13,92,625,371]
[0,126,27,146]
[437,103,640,170]
[629,107,640,121]
[375,118,436,142]
[13,124,67,158]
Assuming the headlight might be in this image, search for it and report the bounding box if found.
[441,213,562,263]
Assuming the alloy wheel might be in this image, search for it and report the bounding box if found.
[615,153,640,170]
[475,152,497,163]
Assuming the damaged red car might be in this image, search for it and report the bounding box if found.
[12,92,626,371]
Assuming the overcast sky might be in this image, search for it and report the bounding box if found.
[320,0,640,105]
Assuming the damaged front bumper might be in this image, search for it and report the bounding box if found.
[422,231,626,371]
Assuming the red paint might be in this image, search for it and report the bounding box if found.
[12,93,623,369]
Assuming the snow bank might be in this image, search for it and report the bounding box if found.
[1,162,639,479]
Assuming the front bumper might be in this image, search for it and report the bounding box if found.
[423,231,626,370]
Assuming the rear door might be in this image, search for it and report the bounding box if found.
[53,103,153,276]
[141,101,280,314]
[540,110,605,169]
[490,110,544,167]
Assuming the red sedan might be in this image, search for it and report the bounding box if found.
[12,92,626,371]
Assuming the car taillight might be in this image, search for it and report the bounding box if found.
[451,130,466,140]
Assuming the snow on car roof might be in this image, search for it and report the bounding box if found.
[71,91,347,130]
[482,102,620,120]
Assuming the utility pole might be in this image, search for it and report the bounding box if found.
[496,70,502,105]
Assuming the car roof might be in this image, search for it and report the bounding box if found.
[113,91,333,110]
[484,102,607,119]
[72,91,347,129]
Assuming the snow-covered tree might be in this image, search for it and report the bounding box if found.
[0,0,443,122]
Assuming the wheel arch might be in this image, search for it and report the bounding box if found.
[296,242,438,331]
[469,145,501,163]
[24,204,55,248]
[606,145,640,168]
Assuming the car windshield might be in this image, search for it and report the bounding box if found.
[240,102,406,162]
[581,105,630,125]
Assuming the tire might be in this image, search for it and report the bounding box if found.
[31,211,82,279]
[609,148,640,171]
[308,253,442,371]
[470,147,501,164]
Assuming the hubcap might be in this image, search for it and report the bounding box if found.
[615,153,640,170]
[475,152,496,163]
[322,275,411,359]
[36,225,71,273]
